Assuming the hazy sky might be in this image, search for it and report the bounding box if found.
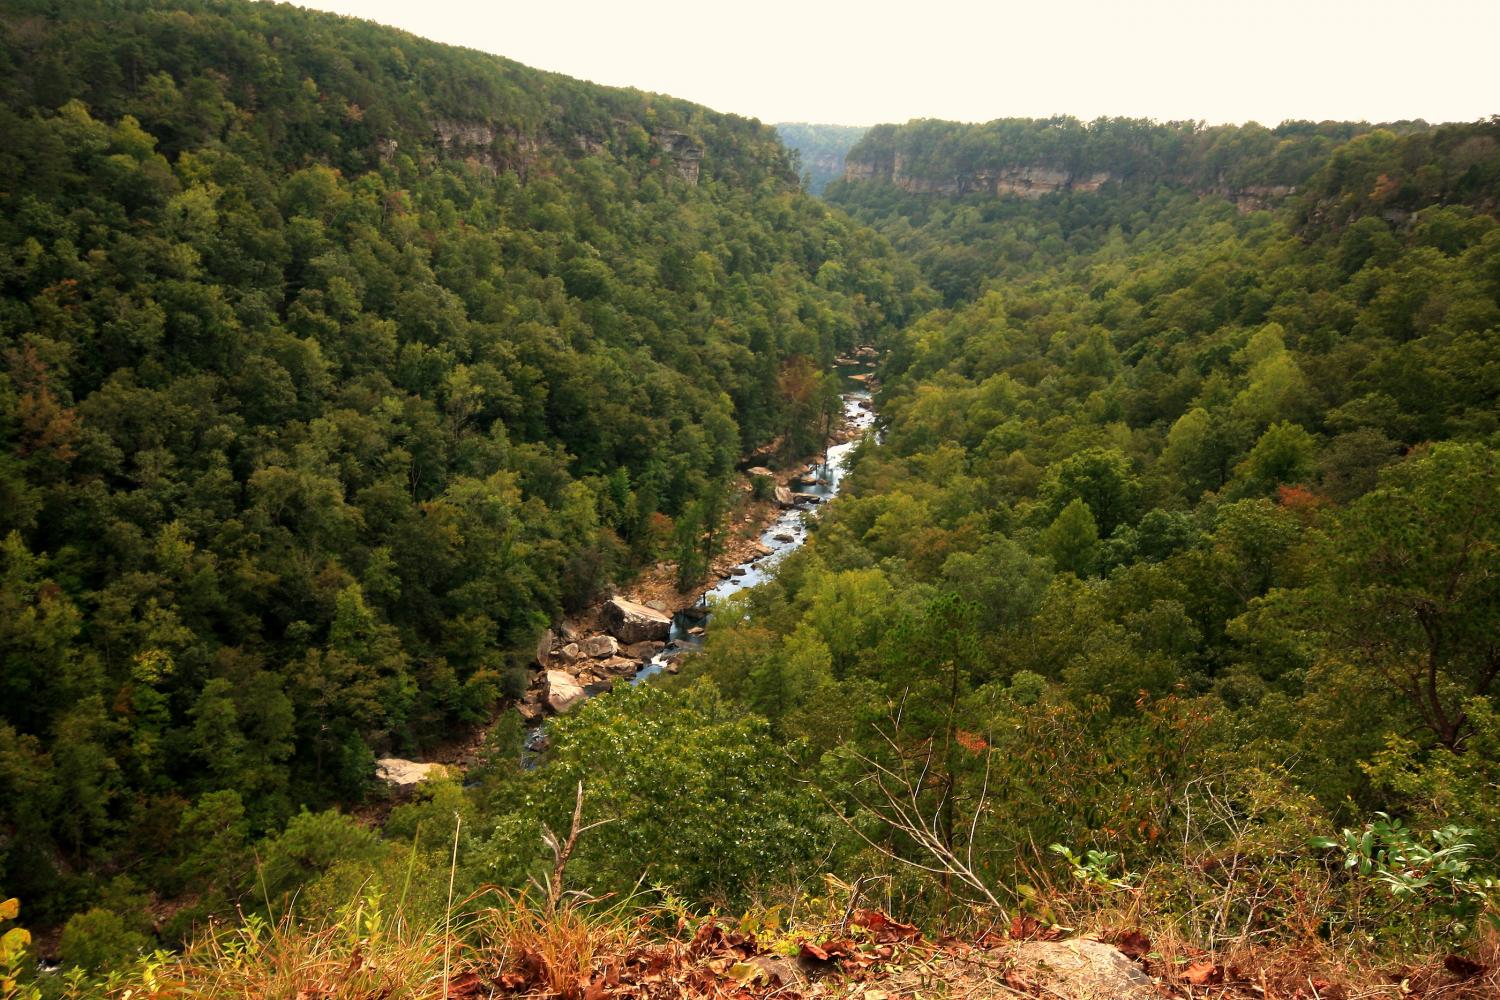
[296,0,1497,126]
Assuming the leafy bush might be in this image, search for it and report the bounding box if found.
[1313,813,1499,944]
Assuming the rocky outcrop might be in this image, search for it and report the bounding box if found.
[844,155,1298,210]
[653,129,704,184]
[603,597,673,643]
[1219,183,1297,214]
[845,154,1119,199]
[431,119,542,175]
[543,669,586,714]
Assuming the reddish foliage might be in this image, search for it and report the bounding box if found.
[849,909,922,943]
[1277,483,1327,514]
[1107,928,1152,961]
[954,729,989,753]
[1007,914,1064,942]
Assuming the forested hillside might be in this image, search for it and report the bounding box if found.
[0,0,924,944]
[832,116,1500,302]
[677,115,1500,949]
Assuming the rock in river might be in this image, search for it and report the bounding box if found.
[584,634,620,658]
[603,596,672,643]
[544,669,586,714]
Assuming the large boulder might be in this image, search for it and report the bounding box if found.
[600,655,642,675]
[584,635,620,658]
[535,628,554,666]
[543,669,586,714]
[375,758,449,787]
[773,486,794,509]
[602,596,672,643]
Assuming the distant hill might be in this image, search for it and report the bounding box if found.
[776,122,868,194]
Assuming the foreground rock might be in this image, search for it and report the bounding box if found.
[1004,940,1156,999]
[543,669,586,714]
[873,937,1157,1000]
[603,596,672,643]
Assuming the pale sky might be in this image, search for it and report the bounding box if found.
[294,0,1498,127]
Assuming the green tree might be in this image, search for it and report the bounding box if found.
[1263,443,1500,748]
[1040,499,1100,577]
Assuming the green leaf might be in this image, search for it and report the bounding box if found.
[727,962,765,985]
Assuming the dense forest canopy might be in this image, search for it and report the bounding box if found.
[0,0,924,939]
[2,2,1500,993]
[829,116,1500,303]
[677,111,1500,947]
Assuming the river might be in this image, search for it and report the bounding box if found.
[520,370,875,755]
[630,384,875,682]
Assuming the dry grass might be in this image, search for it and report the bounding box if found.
[471,889,649,997]
[128,906,459,999]
[1045,886,1500,1000]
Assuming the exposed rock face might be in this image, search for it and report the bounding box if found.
[653,129,704,184]
[431,119,541,176]
[603,596,673,643]
[433,119,497,148]
[1220,183,1297,213]
[375,758,449,786]
[847,153,1120,198]
[844,154,1296,210]
[536,628,555,666]
[543,669,586,714]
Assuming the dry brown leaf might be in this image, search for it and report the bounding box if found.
[1110,929,1151,961]
[1182,960,1223,985]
